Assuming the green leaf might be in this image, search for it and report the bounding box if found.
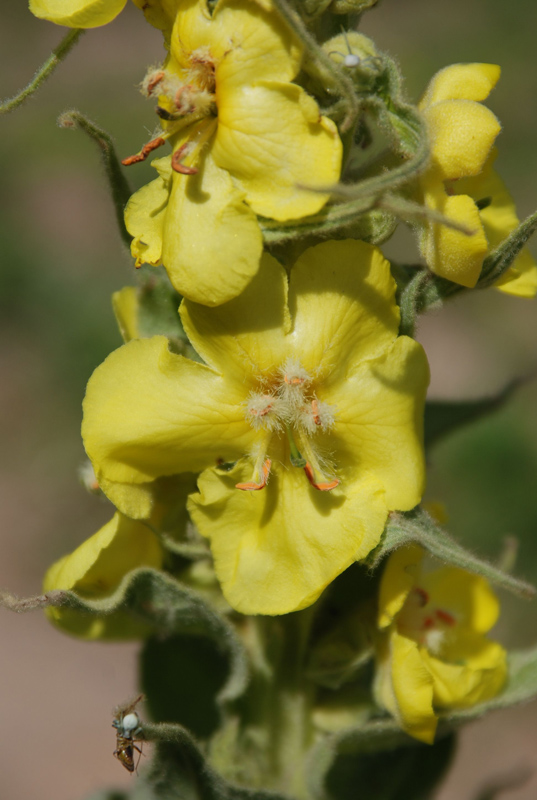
[139,724,292,800]
[321,734,455,800]
[424,381,520,449]
[141,636,231,739]
[369,508,535,599]
[58,110,133,247]
[479,209,537,288]
[1,568,248,705]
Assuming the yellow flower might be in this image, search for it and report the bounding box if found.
[82,240,429,615]
[418,63,537,295]
[374,545,507,743]
[29,0,128,26]
[44,512,162,639]
[124,0,342,306]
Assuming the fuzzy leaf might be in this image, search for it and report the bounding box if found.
[369,508,535,599]
[424,381,519,449]
[139,724,291,800]
[479,208,537,288]
[1,568,248,705]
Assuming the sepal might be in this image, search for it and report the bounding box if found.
[368,508,535,599]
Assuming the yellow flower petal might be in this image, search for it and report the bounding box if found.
[212,81,342,220]
[125,157,171,269]
[188,461,387,615]
[214,0,301,83]
[43,512,162,639]
[289,240,400,385]
[112,287,140,342]
[326,336,429,510]
[420,183,488,287]
[423,637,507,708]
[29,0,127,26]
[180,252,290,382]
[454,155,537,297]
[82,336,255,487]
[378,545,423,629]
[390,631,437,744]
[427,99,501,181]
[420,566,500,633]
[161,146,263,305]
[420,63,500,108]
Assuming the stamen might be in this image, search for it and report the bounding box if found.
[303,462,339,491]
[172,144,199,175]
[236,458,271,491]
[122,135,167,166]
[435,608,456,626]
[145,70,165,96]
[285,424,306,468]
[171,118,217,176]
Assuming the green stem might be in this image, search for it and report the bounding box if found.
[271,0,359,132]
[58,110,133,247]
[1,29,84,114]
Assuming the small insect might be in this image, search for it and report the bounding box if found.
[112,694,144,773]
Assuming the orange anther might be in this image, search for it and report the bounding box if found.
[303,462,339,492]
[236,458,271,491]
[423,616,435,630]
[122,136,166,166]
[435,608,456,626]
[146,71,165,95]
[284,375,304,386]
[311,399,321,426]
[171,145,198,175]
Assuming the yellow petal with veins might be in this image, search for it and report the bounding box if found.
[162,146,263,305]
[82,336,255,487]
[172,0,301,82]
[43,512,161,639]
[325,336,429,511]
[188,461,387,615]
[180,252,290,382]
[213,81,342,220]
[289,240,400,385]
[30,0,127,26]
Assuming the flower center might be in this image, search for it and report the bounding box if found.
[397,586,456,655]
[122,50,218,171]
[237,359,339,493]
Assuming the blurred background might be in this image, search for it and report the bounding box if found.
[0,0,536,797]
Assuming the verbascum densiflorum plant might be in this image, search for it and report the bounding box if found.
[415,63,537,294]
[374,544,507,743]
[82,240,429,614]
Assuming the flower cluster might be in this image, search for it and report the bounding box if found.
[27,0,536,771]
